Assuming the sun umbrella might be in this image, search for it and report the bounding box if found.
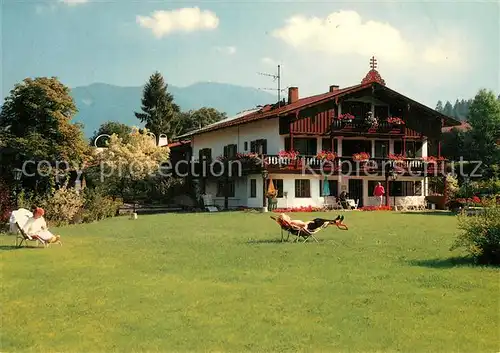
[267,176,276,194]
[322,176,330,196]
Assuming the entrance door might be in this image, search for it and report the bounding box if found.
[348,179,363,207]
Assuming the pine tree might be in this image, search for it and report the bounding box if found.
[453,99,460,118]
[435,100,444,112]
[135,71,179,143]
[443,101,454,116]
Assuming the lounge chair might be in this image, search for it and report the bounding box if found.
[14,222,48,247]
[270,215,348,243]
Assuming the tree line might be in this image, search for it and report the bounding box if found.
[436,94,500,121]
[440,89,500,179]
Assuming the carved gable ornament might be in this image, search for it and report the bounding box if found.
[361,56,386,86]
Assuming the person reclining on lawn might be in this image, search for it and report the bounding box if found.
[23,207,61,243]
[278,213,344,231]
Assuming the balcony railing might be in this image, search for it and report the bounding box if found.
[263,155,445,175]
[166,155,447,178]
[331,120,405,134]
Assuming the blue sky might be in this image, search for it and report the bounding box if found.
[2,0,499,108]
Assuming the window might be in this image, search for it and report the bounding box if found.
[250,179,256,198]
[322,139,337,152]
[389,181,422,196]
[341,139,371,157]
[374,140,389,158]
[244,142,248,151]
[223,144,237,158]
[295,179,311,198]
[319,179,338,196]
[216,180,235,197]
[393,141,423,158]
[285,137,317,155]
[375,105,389,120]
[250,139,267,154]
[267,179,284,198]
[342,101,371,120]
[199,148,212,161]
[405,141,423,158]
[394,141,403,155]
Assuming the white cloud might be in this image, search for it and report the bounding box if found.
[214,46,237,55]
[59,0,88,5]
[271,10,465,71]
[136,7,219,38]
[261,57,278,66]
[35,3,57,14]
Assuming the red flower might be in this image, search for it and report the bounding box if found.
[353,152,370,161]
[337,113,355,121]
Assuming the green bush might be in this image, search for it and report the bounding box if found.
[82,188,122,223]
[451,204,500,265]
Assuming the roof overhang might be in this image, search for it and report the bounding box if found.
[371,83,461,127]
[174,81,461,139]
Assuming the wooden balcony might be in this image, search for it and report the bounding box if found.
[166,155,447,178]
[263,155,446,176]
[330,120,405,135]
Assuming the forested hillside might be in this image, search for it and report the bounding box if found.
[436,94,500,121]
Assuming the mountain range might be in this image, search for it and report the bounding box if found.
[70,82,276,137]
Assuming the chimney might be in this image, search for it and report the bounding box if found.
[329,85,339,92]
[288,87,299,104]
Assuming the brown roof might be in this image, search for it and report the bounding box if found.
[177,83,369,138]
[442,121,471,133]
[175,59,461,138]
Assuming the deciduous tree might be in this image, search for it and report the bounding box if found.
[467,89,500,170]
[0,77,91,188]
[90,121,133,147]
[171,107,226,138]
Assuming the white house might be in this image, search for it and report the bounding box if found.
[172,58,460,210]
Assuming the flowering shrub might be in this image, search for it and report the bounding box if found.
[387,117,405,125]
[337,113,355,121]
[456,196,482,206]
[236,152,259,159]
[316,150,337,161]
[352,152,370,161]
[422,156,446,162]
[359,205,392,211]
[388,153,405,161]
[278,150,300,159]
[41,186,84,226]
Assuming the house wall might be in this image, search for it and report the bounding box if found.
[191,118,282,159]
[204,174,427,209]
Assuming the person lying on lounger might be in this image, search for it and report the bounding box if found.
[278,213,345,231]
[23,207,61,243]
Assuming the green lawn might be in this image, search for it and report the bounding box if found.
[1,211,498,352]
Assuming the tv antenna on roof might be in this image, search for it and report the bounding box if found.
[257,65,285,107]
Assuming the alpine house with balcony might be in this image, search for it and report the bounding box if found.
[171,57,461,210]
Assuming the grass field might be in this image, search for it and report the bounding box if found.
[1,211,498,352]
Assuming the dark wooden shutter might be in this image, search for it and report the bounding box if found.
[285,137,291,151]
[223,145,228,158]
[261,139,267,154]
[250,140,256,153]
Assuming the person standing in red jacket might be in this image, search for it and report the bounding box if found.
[373,182,385,206]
